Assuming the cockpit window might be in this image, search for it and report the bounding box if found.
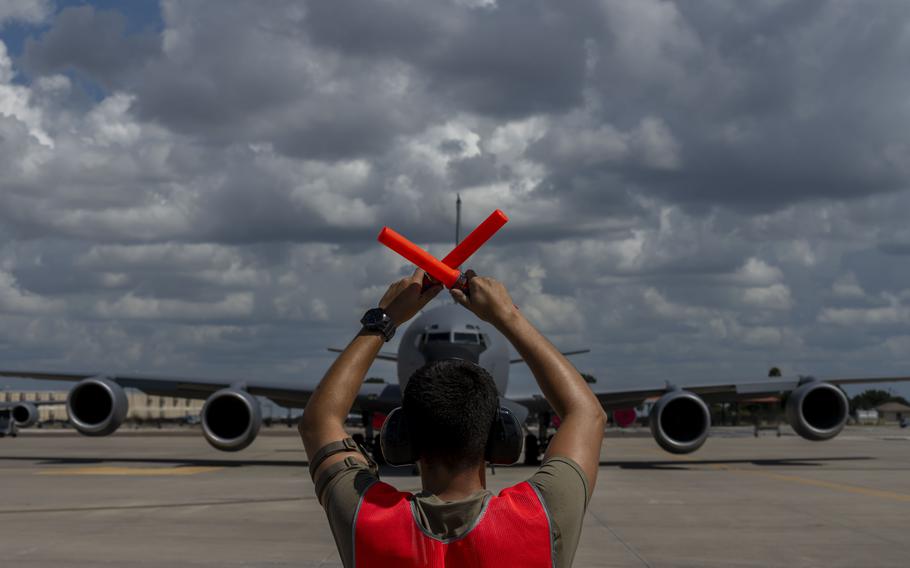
[426,332,450,342]
[453,332,480,344]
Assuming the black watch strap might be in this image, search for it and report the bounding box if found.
[360,307,396,341]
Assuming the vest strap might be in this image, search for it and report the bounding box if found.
[308,437,359,479]
[315,457,372,505]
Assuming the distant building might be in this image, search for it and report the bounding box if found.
[125,391,205,422]
[3,390,67,422]
[875,402,910,423]
[2,390,204,423]
[854,409,879,425]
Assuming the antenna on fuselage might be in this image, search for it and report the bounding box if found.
[455,194,462,250]
[452,194,462,304]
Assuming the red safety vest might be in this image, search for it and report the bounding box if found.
[354,481,554,567]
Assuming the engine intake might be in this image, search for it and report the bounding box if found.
[66,377,128,436]
[786,380,848,441]
[201,388,261,451]
[650,390,711,454]
[12,402,39,428]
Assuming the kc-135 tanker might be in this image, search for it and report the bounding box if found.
[3,205,909,463]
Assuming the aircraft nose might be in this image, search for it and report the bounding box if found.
[419,342,484,364]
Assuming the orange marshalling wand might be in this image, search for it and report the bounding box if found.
[377,209,509,290]
[441,209,508,269]
[378,227,463,288]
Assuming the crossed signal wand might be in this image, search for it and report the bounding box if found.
[377,210,509,293]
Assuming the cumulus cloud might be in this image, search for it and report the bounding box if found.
[0,271,64,314]
[0,0,51,27]
[819,294,910,327]
[2,1,910,397]
[23,6,159,89]
[0,42,53,146]
[741,283,792,311]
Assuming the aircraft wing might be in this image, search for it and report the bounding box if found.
[511,375,910,413]
[510,349,590,364]
[0,369,399,412]
[328,348,398,362]
[0,370,96,382]
[508,373,910,457]
[0,400,65,409]
[825,375,910,386]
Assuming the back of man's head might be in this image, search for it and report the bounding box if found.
[403,359,499,469]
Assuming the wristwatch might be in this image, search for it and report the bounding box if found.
[360,307,396,342]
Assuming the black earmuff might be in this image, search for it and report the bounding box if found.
[379,407,418,466]
[379,405,524,467]
[484,407,523,465]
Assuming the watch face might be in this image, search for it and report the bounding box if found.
[363,308,387,326]
[362,308,395,341]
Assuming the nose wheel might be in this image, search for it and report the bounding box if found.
[524,433,540,465]
[371,434,386,465]
[524,411,553,465]
[358,412,387,466]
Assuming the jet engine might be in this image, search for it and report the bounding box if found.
[12,402,39,428]
[201,388,261,451]
[785,380,849,441]
[66,377,129,436]
[649,390,711,454]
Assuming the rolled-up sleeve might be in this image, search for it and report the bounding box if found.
[315,458,378,568]
[528,457,590,568]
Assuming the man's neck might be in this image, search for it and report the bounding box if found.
[418,459,486,501]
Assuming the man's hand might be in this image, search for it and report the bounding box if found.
[301,268,440,489]
[454,269,605,495]
[379,268,442,326]
[450,270,517,327]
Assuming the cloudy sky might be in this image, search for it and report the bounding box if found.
[1,0,909,401]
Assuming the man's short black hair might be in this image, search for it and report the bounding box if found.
[402,359,499,469]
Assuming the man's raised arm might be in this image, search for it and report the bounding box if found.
[451,273,606,493]
[299,269,441,481]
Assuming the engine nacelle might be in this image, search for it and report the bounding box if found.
[66,377,128,436]
[649,390,711,454]
[12,402,39,428]
[785,380,849,441]
[201,388,261,451]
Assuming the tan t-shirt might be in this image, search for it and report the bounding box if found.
[316,457,590,568]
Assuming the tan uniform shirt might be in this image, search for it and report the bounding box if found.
[316,457,590,568]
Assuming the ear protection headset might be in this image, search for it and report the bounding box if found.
[380,404,524,467]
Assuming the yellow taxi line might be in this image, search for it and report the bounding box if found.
[645,449,910,503]
[713,465,910,503]
[37,466,223,476]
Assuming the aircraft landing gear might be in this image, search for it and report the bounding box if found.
[524,411,553,466]
[372,434,385,466]
[350,432,385,465]
[524,433,539,465]
[360,411,386,466]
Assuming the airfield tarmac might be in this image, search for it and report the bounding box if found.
[0,426,908,568]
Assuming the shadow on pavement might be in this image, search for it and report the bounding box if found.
[0,454,874,473]
[0,455,308,468]
[599,456,874,471]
